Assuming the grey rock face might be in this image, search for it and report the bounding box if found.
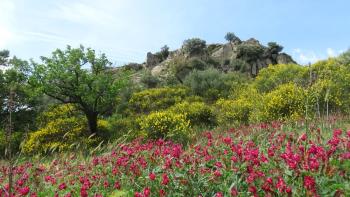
[277,53,295,64]
[146,52,161,68]
[143,37,296,77]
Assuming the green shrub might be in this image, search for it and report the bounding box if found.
[215,98,253,126]
[0,130,23,158]
[169,101,216,127]
[172,58,208,82]
[267,42,283,54]
[259,83,306,121]
[138,111,191,143]
[140,70,160,88]
[22,104,105,154]
[236,43,264,62]
[107,115,139,140]
[22,116,87,154]
[129,87,189,113]
[310,58,350,113]
[254,64,308,93]
[182,38,206,57]
[229,59,250,72]
[115,83,141,116]
[306,79,343,117]
[184,68,230,101]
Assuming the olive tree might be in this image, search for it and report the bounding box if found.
[32,45,129,135]
[182,38,206,57]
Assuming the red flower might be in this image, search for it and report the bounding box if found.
[215,192,224,197]
[159,189,166,197]
[17,179,25,186]
[114,181,121,190]
[248,186,257,195]
[143,187,151,197]
[30,193,38,197]
[215,161,223,168]
[276,177,286,192]
[19,186,30,196]
[223,136,232,145]
[80,187,88,197]
[161,173,169,185]
[149,172,156,181]
[213,170,222,177]
[299,133,307,141]
[230,187,238,196]
[58,182,67,190]
[104,180,109,188]
[64,193,72,197]
[134,192,142,197]
[304,176,316,191]
[286,187,292,194]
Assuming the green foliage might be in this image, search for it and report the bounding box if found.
[215,98,252,126]
[140,70,160,88]
[0,130,23,158]
[106,115,138,140]
[224,32,240,43]
[184,68,230,101]
[114,83,141,116]
[309,58,350,113]
[169,101,217,127]
[0,49,10,65]
[216,86,259,125]
[254,64,308,93]
[22,104,105,154]
[267,42,283,54]
[129,86,189,113]
[337,49,350,65]
[182,38,207,57]
[259,83,306,121]
[229,58,250,72]
[236,43,264,62]
[32,45,130,134]
[0,54,38,133]
[172,57,208,82]
[154,45,170,62]
[138,111,191,143]
[306,79,340,117]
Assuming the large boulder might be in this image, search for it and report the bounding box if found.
[277,53,295,64]
[146,52,161,68]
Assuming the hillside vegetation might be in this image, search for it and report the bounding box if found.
[0,34,350,196]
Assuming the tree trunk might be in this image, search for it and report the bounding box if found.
[86,112,98,135]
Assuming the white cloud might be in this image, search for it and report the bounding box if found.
[293,48,320,64]
[50,1,117,26]
[327,48,336,57]
[326,48,345,58]
[292,48,345,64]
[22,31,70,44]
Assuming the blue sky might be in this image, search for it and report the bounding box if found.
[0,0,349,65]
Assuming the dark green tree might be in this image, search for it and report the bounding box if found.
[267,42,283,54]
[0,55,36,130]
[225,32,240,50]
[160,45,170,60]
[32,45,129,135]
[182,38,206,57]
[0,50,10,65]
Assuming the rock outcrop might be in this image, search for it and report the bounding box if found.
[146,52,161,68]
[142,37,296,77]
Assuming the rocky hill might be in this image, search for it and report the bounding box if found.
[122,35,296,80]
